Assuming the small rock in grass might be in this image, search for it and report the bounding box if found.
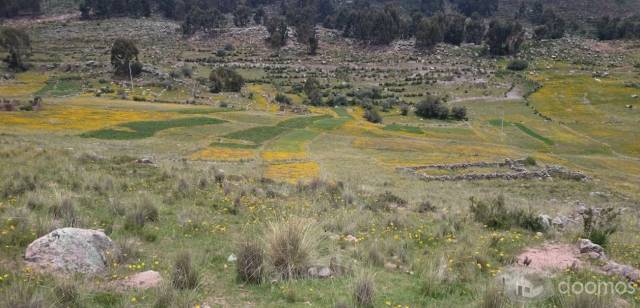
[318,267,331,278]
[114,270,162,290]
[227,254,237,262]
[308,267,318,277]
[384,262,398,270]
[344,235,357,242]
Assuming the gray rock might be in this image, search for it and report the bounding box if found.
[538,215,552,230]
[552,216,568,228]
[307,267,318,277]
[318,267,331,278]
[578,239,605,259]
[25,228,117,275]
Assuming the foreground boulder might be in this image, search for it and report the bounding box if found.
[25,228,117,275]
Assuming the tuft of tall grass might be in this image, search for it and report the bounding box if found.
[479,287,509,308]
[266,218,320,280]
[171,252,199,290]
[236,240,264,284]
[469,195,545,232]
[353,271,376,308]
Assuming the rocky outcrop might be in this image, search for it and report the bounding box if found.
[25,228,117,275]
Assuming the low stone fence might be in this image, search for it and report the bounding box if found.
[397,159,590,182]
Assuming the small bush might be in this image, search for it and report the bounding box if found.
[581,207,620,247]
[236,240,264,284]
[275,93,291,105]
[353,272,375,308]
[469,195,545,232]
[524,156,537,166]
[367,191,408,212]
[451,106,467,120]
[209,67,244,93]
[364,109,382,123]
[400,104,409,116]
[415,96,449,120]
[417,201,437,213]
[171,252,199,290]
[507,59,529,71]
[266,218,319,280]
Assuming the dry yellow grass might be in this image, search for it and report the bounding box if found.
[246,84,279,112]
[261,151,307,162]
[0,72,48,97]
[265,161,320,183]
[190,147,255,161]
[0,105,174,132]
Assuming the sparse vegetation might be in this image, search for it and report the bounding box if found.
[171,252,199,290]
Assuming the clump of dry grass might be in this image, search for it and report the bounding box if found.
[124,197,159,232]
[49,196,78,227]
[366,243,385,267]
[565,293,614,308]
[479,287,509,308]
[266,218,320,280]
[353,271,376,308]
[0,276,48,308]
[171,252,199,290]
[112,237,143,265]
[53,279,80,307]
[236,240,264,284]
[124,210,146,231]
[152,283,176,308]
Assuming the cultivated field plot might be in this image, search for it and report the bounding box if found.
[1,12,640,308]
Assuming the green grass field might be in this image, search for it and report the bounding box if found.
[81,117,225,140]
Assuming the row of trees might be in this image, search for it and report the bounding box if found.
[596,16,640,40]
[415,14,525,55]
[0,0,41,18]
[80,0,152,19]
[0,27,31,71]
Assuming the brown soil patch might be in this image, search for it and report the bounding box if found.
[517,244,581,272]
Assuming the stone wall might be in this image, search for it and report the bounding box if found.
[397,159,590,182]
